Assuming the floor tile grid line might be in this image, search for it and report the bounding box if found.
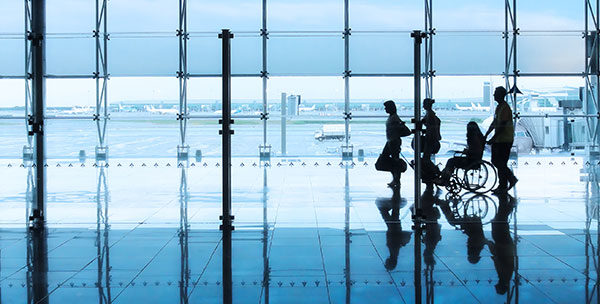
[111,232,178,303]
[259,168,286,304]
[0,227,87,284]
[433,249,483,304]
[187,236,223,299]
[502,198,559,304]
[310,170,337,304]
[349,183,408,303]
[38,249,100,304]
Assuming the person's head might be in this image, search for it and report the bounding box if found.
[423,98,435,111]
[466,121,483,138]
[467,243,484,264]
[384,100,397,115]
[494,86,507,103]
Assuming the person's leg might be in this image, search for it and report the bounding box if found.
[391,140,401,185]
[491,143,507,190]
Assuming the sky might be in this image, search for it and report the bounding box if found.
[0,0,587,107]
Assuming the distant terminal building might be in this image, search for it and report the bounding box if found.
[483,81,492,110]
[287,95,301,116]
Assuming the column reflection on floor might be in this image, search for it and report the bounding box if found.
[261,165,270,304]
[96,165,111,303]
[180,165,190,304]
[27,225,48,304]
[585,157,600,304]
[344,165,351,304]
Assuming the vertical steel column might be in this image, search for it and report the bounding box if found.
[219,28,234,304]
[29,0,46,227]
[585,0,600,149]
[411,30,425,304]
[259,0,271,158]
[504,0,519,136]
[424,0,434,100]
[177,0,190,160]
[342,0,352,158]
[95,0,109,161]
[24,0,34,155]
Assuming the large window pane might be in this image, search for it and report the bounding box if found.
[350,32,413,74]
[436,0,504,31]
[519,0,583,31]
[0,35,25,76]
[268,33,342,76]
[0,120,27,158]
[0,1,24,34]
[350,77,414,156]
[189,33,261,75]
[47,0,94,34]
[267,76,344,156]
[46,35,95,76]
[110,34,178,77]
[350,0,423,31]
[435,32,504,75]
[47,79,95,110]
[269,0,342,31]
[109,77,179,158]
[518,33,584,73]
[109,0,177,33]
[46,120,97,159]
[189,0,261,32]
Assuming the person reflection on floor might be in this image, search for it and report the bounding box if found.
[420,185,442,267]
[487,192,516,295]
[438,196,487,264]
[376,187,412,271]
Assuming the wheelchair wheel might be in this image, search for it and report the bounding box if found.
[461,162,489,192]
[445,174,462,195]
[473,160,497,193]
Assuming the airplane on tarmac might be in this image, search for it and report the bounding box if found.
[454,102,490,111]
[299,104,316,112]
[64,106,94,115]
[145,105,179,115]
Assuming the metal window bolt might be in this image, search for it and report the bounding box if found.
[343,112,352,120]
[218,32,234,39]
[343,70,352,78]
[260,113,269,120]
[260,29,269,37]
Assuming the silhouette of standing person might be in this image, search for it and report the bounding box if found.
[414,98,441,185]
[487,192,516,295]
[485,87,518,193]
[382,100,411,188]
[376,187,411,271]
[422,98,441,160]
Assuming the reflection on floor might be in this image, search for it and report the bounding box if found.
[0,156,598,303]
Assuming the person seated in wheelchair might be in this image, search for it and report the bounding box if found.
[436,121,486,186]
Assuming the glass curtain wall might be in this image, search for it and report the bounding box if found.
[0,0,593,160]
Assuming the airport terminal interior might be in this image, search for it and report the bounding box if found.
[1,0,600,303]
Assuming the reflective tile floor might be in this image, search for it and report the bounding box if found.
[0,156,598,303]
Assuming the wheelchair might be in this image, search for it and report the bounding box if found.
[443,151,498,196]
